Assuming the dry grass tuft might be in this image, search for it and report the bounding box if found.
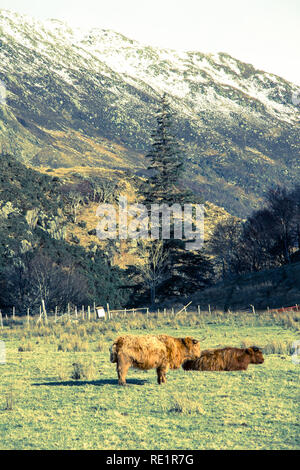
[71,360,97,381]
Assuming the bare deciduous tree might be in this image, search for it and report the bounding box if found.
[134,240,169,305]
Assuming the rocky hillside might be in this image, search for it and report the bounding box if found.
[0,9,299,216]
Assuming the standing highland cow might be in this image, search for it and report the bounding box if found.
[110,334,201,385]
[182,346,264,371]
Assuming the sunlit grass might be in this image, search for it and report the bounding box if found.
[0,311,299,449]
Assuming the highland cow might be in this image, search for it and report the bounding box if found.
[182,346,264,371]
[110,334,201,385]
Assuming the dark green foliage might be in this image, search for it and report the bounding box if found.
[135,98,214,303]
[161,244,215,297]
[0,152,62,212]
[0,153,130,313]
[142,93,189,205]
[209,184,300,278]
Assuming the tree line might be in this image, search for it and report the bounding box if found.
[209,185,300,278]
[127,94,300,304]
[0,94,298,312]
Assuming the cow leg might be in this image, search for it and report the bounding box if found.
[156,365,168,384]
[117,354,130,386]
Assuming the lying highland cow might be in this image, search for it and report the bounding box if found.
[110,334,201,385]
[182,346,264,371]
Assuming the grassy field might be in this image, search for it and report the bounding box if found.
[0,310,299,450]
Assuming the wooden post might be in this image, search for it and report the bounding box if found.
[198,305,201,315]
[13,306,15,320]
[67,303,70,320]
[93,302,96,320]
[55,306,58,323]
[88,305,91,321]
[250,304,255,314]
[0,310,3,330]
[146,308,149,318]
[27,308,30,326]
[106,303,110,320]
[208,304,211,314]
[175,302,192,316]
[75,306,78,318]
[82,305,85,320]
[42,299,48,324]
[164,308,166,316]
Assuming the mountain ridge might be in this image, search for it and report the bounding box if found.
[0,8,299,217]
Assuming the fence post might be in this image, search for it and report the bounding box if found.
[106,303,110,320]
[13,306,15,320]
[198,305,201,315]
[27,308,30,326]
[208,304,211,314]
[88,305,91,321]
[42,299,48,324]
[146,308,149,318]
[0,310,3,330]
[93,302,96,320]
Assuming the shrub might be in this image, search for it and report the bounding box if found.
[167,395,205,415]
[57,335,88,352]
[263,340,295,355]
[71,360,97,380]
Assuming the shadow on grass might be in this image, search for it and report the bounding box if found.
[33,378,148,387]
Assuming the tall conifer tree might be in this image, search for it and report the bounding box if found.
[137,94,214,303]
[143,93,186,205]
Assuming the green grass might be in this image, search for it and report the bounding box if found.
[0,311,299,450]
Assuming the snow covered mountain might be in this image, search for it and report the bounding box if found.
[0,9,299,216]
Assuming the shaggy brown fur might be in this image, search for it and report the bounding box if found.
[182,346,264,371]
[110,334,201,385]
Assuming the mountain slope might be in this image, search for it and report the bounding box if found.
[0,9,299,216]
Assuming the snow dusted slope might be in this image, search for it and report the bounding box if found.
[79,28,298,124]
[0,9,299,216]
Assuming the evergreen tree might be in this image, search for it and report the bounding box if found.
[159,243,215,298]
[143,93,187,205]
[136,94,214,303]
